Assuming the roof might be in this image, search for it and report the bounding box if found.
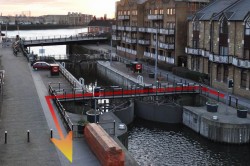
[220,0,250,21]
[190,0,238,21]
[88,19,114,27]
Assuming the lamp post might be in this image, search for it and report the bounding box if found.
[154,26,158,81]
[110,34,112,64]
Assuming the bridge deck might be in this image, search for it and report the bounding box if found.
[22,35,108,47]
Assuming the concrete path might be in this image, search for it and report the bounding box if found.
[0,46,61,165]
[0,46,100,166]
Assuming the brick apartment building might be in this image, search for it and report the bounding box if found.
[112,0,210,66]
[185,0,250,98]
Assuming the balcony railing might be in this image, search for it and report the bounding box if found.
[118,15,130,20]
[146,28,157,33]
[117,46,136,55]
[143,52,175,64]
[117,26,125,31]
[138,39,150,45]
[147,14,163,20]
[125,26,137,32]
[186,47,250,68]
[125,37,137,44]
[112,35,121,41]
[232,57,250,68]
[112,25,117,30]
[159,28,175,35]
[159,42,174,50]
[185,47,201,56]
[138,27,146,32]
[208,54,232,64]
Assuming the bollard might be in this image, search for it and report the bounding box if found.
[50,129,53,139]
[236,98,238,108]
[5,131,7,144]
[27,130,30,143]
[229,95,231,106]
[217,91,220,102]
[113,120,116,136]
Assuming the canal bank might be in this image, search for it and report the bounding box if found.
[68,44,250,144]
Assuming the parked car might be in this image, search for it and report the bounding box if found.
[33,62,51,70]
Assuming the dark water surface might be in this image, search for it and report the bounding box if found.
[128,118,250,166]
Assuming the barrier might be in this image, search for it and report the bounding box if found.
[84,123,125,166]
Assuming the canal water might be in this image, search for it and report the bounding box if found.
[6,28,250,165]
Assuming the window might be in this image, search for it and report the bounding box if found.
[167,8,174,15]
[193,21,200,31]
[127,10,130,15]
[166,22,175,29]
[241,70,247,88]
[220,17,228,34]
[244,49,250,60]
[193,40,199,48]
[220,46,229,55]
[149,10,152,14]
[160,9,163,14]
[217,65,222,81]
[245,18,250,35]
[223,65,228,83]
[154,9,158,15]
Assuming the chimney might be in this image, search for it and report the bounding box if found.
[104,14,107,20]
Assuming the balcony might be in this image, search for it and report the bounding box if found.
[186,47,250,67]
[146,28,157,33]
[112,35,121,41]
[118,15,130,20]
[143,52,175,64]
[125,37,137,44]
[232,57,250,68]
[185,47,201,56]
[112,25,117,30]
[125,26,137,32]
[138,39,150,45]
[117,26,125,31]
[138,27,146,32]
[159,42,174,50]
[159,28,175,35]
[147,14,163,20]
[209,54,232,64]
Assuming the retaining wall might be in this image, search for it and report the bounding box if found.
[113,100,135,125]
[183,107,250,144]
[135,100,183,123]
[84,123,125,166]
[97,62,138,87]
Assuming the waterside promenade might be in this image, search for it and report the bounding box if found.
[0,46,100,165]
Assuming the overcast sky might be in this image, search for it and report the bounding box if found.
[0,0,118,18]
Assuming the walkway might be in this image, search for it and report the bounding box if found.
[83,44,250,110]
[0,46,100,165]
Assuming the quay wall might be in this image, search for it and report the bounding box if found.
[113,100,135,125]
[183,107,250,144]
[97,61,139,88]
[135,100,183,123]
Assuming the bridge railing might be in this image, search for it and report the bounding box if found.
[22,34,108,44]
[57,62,85,90]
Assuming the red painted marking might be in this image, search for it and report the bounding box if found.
[45,96,64,139]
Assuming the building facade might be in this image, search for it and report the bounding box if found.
[186,0,250,98]
[87,15,115,34]
[113,0,209,66]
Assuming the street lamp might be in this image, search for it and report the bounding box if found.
[154,25,158,81]
[110,34,112,64]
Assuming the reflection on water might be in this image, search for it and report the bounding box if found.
[128,118,250,166]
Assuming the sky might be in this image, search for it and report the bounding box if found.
[0,0,118,18]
